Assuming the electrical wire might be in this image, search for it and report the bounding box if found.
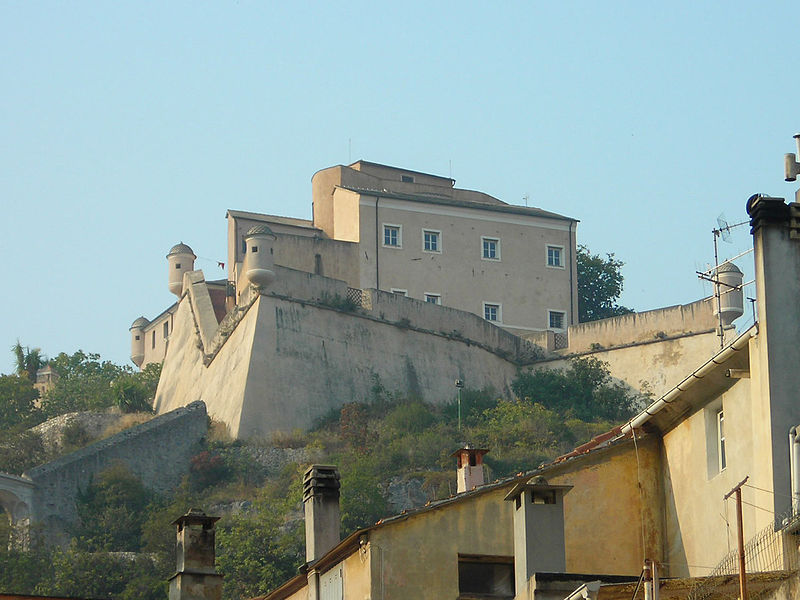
[740,500,775,515]
[743,483,792,499]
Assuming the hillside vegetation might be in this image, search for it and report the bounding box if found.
[0,346,645,600]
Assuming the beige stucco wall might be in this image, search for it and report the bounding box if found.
[533,329,724,399]
[542,436,663,577]
[139,307,177,367]
[153,269,533,438]
[659,373,772,577]
[353,192,576,332]
[368,486,514,600]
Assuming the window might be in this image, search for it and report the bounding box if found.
[391,289,408,296]
[482,237,500,260]
[717,410,726,472]
[134,335,140,341]
[401,174,415,183]
[383,224,402,248]
[483,303,501,322]
[423,230,441,253]
[547,245,564,268]
[425,293,441,305]
[163,322,169,339]
[251,245,258,253]
[548,310,565,330]
[175,263,181,269]
[458,556,514,599]
[152,331,156,349]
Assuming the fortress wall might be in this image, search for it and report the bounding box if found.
[564,299,716,353]
[155,290,520,438]
[235,295,520,437]
[529,329,723,399]
[26,402,207,527]
[362,289,542,362]
[272,235,360,287]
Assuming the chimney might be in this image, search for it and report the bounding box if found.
[303,465,341,563]
[746,194,800,517]
[504,477,572,596]
[169,508,223,600]
[452,444,488,493]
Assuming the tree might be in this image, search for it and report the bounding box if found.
[11,340,46,382]
[0,374,40,430]
[576,245,633,322]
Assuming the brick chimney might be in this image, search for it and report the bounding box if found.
[169,508,223,600]
[452,444,488,493]
[303,465,341,563]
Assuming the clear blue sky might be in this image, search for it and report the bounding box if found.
[2,2,798,374]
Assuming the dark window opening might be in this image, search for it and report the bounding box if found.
[469,454,477,467]
[163,322,169,339]
[175,263,181,269]
[314,254,323,275]
[135,335,140,341]
[531,490,556,505]
[152,331,155,349]
[401,175,414,183]
[515,496,521,510]
[458,559,514,599]
[241,240,246,254]
[252,246,258,253]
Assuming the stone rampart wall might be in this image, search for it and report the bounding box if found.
[25,401,207,528]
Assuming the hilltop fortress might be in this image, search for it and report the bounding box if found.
[132,161,743,438]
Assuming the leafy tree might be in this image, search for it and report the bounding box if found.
[0,374,40,429]
[41,350,131,416]
[12,340,46,382]
[111,375,153,413]
[0,430,47,474]
[577,245,633,322]
[512,357,642,422]
[73,463,155,552]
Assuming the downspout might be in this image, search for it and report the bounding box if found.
[569,220,576,325]
[375,196,380,290]
[790,427,800,513]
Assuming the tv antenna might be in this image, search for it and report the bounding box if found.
[695,213,752,349]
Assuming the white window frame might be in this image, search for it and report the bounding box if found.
[481,236,501,261]
[483,302,502,323]
[390,288,408,297]
[717,409,726,472]
[383,224,402,248]
[546,244,565,269]
[424,293,441,305]
[422,229,442,253]
[548,309,566,331]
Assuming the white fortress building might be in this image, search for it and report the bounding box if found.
[131,160,737,438]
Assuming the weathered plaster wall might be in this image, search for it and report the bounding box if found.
[532,329,723,398]
[660,374,772,577]
[369,486,514,600]
[155,268,542,438]
[542,436,663,577]
[24,401,207,535]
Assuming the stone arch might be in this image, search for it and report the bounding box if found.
[0,474,35,548]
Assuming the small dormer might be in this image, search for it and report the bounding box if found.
[452,444,488,493]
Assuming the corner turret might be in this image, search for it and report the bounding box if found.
[167,243,196,297]
[243,226,277,289]
[129,316,150,367]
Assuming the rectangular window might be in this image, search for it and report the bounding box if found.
[482,237,500,260]
[391,288,408,297]
[717,410,726,472]
[383,224,401,248]
[547,245,564,268]
[458,557,514,598]
[163,322,169,339]
[425,293,441,304]
[548,310,565,330]
[152,331,156,349]
[401,174,415,183]
[483,303,501,322]
[423,230,441,253]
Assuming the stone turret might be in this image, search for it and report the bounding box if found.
[242,225,277,289]
[129,316,150,367]
[167,243,197,297]
[169,508,223,600]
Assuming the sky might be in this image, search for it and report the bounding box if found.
[1,2,799,375]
